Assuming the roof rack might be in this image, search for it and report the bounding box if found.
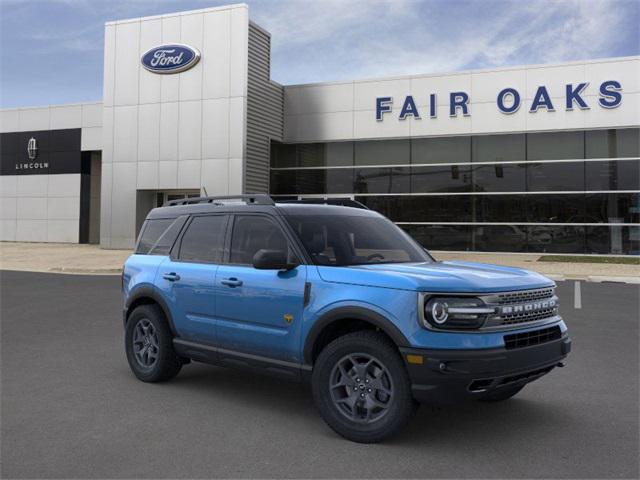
[164,194,275,207]
[276,198,370,210]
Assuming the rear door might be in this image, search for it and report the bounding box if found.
[156,214,228,344]
[214,214,307,362]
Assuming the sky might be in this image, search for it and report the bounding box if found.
[0,0,638,108]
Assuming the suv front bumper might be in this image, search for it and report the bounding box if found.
[399,333,571,404]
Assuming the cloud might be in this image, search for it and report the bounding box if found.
[253,0,637,84]
[0,0,637,107]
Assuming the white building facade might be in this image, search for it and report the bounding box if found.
[1,3,638,254]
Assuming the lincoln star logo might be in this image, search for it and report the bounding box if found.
[27,137,38,160]
[141,44,200,74]
[16,136,48,171]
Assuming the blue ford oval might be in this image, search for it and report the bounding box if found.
[141,44,200,74]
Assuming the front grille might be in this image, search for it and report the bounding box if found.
[497,288,555,305]
[482,287,559,328]
[504,326,562,350]
[501,307,557,325]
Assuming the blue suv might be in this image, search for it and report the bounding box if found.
[123,195,571,443]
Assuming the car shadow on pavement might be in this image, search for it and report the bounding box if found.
[136,360,573,446]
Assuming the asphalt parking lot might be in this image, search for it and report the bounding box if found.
[1,270,638,479]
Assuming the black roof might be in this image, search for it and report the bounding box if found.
[146,195,380,220]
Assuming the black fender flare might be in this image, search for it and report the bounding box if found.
[124,286,177,336]
[303,306,410,364]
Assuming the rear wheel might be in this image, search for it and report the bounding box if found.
[125,304,182,382]
[312,331,417,443]
[479,385,524,402]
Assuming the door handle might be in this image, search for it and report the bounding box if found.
[162,272,181,282]
[221,277,243,287]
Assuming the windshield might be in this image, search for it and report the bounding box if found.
[285,214,432,266]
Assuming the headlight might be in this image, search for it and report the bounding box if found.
[423,297,495,330]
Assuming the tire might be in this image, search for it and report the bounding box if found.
[312,330,418,443]
[479,385,524,402]
[125,304,182,382]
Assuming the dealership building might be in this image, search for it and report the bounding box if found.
[1,3,638,254]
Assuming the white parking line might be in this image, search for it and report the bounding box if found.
[574,281,582,309]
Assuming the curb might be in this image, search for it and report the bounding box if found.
[546,274,640,284]
[48,267,123,275]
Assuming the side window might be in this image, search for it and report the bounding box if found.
[136,218,174,254]
[230,216,290,265]
[148,216,188,255]
[178,215,227,263]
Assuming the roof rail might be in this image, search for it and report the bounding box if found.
[276,197,370,210]
[164,194,275,207]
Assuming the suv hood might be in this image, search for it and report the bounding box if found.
[316,261,553,293]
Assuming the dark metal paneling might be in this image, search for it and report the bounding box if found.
[78,151,92,244]
[0,128,82,175]
[245,23,284,194]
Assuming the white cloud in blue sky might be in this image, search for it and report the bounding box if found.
[1,0,638,107]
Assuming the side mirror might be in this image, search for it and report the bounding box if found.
[252,249,299,271]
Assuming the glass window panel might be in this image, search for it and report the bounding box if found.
[149,216,188,255]
[585,160,640,191]
[527,161,585,191]
[526,194,585,222]
[355,139,410,166]
[473,225,528,252]
[472,164,526,192]
[585,128,640,158]
[270,142,296,168]
[357,196,474,223]
[586,226,640,255]
[270,171,306,195]
[412,136,470,164]
[527,226,585,253]
[270,170,353,195]
[297,144,325,167]
[179,215,227,263]
[527,131,584,160]
[411,165,473,193]
[401,195,474,222]
[472,134,525,162]
[325,169,355,194]
[401,225,472,251]
[271,142,354,168]
[356,196,403,221]
[326,142,354,166]
[230,216,290,265]
[475,195,528,223]
[285,215,428,266]
[585,192,640,223]
[354,167,410,194]
[136,218,174,254]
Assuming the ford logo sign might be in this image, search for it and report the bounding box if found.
[141,44,201,74]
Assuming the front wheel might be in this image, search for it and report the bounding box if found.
[312,331,417,443]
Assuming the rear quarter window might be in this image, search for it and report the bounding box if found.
[135,217,186,255]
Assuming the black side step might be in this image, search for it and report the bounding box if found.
[173,338,312,382]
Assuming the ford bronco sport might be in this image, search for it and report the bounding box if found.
[123,195,571,443]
